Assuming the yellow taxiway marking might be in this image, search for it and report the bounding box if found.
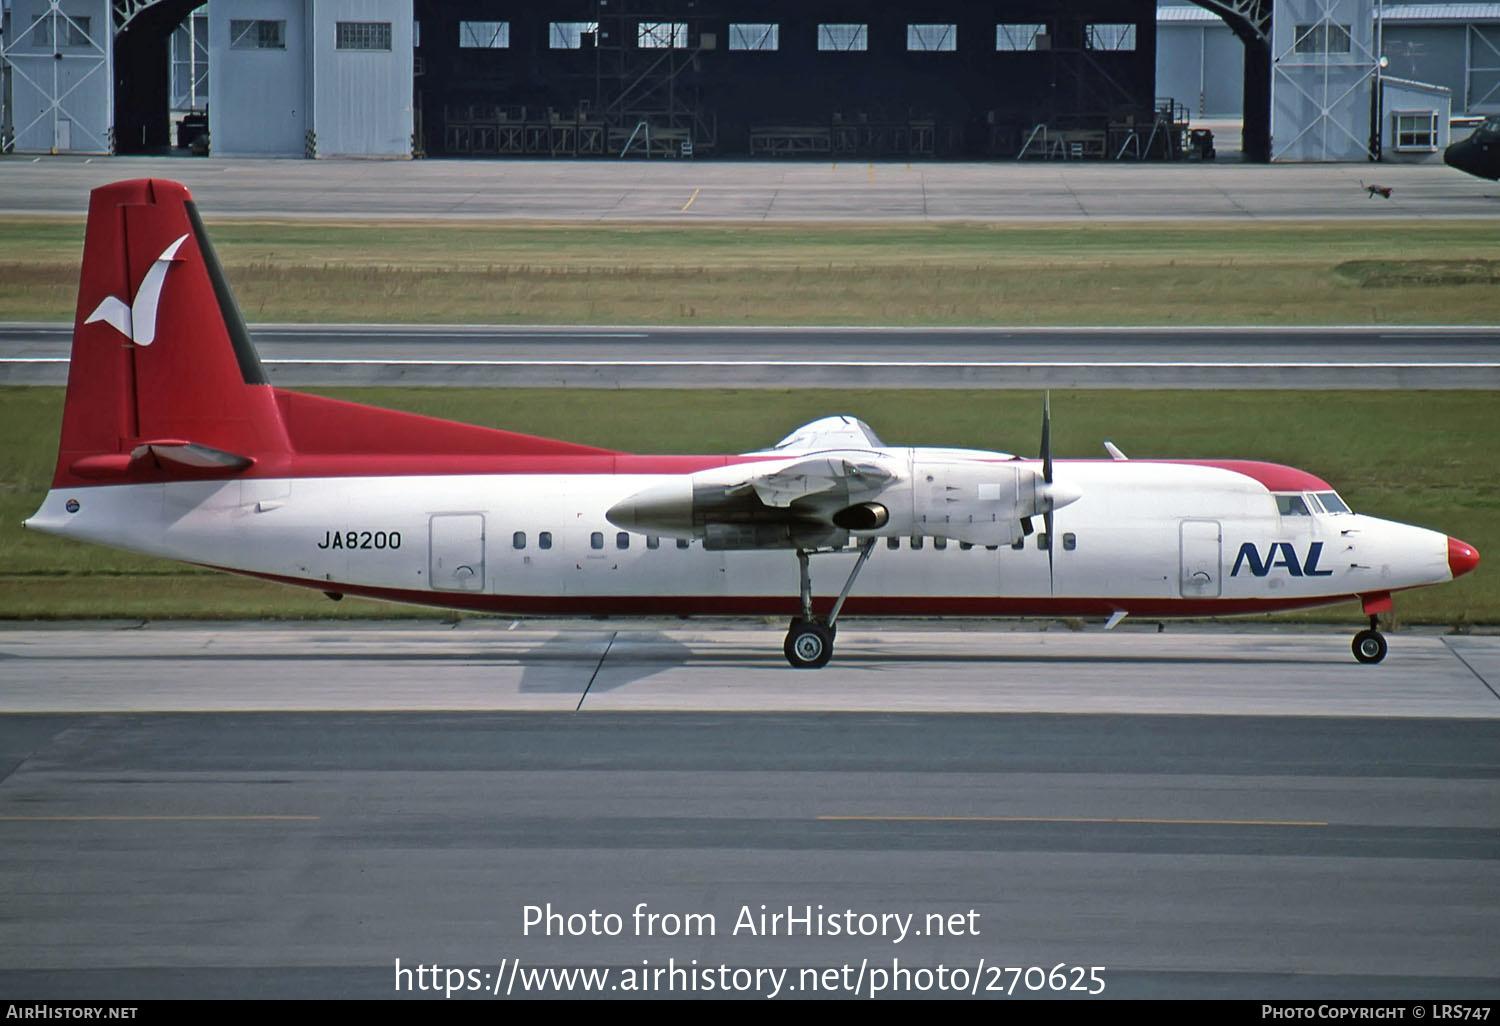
[680,188,701,212]
[819,816,1328,827]
[868,164,875,183]
[0,815,321,822]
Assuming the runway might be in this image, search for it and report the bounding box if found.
[4,323,1497,388]
[1,157,1495,221]
[2,623,1497,998]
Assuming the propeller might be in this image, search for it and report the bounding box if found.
[1040,391,1055,593]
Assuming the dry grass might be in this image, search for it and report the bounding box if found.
[4,219,1500,324]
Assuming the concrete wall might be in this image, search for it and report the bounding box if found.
[209,0,309,155]
[3,0,112,153]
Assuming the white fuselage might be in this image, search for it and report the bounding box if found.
[25,457,1454,618]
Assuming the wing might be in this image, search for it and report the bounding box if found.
[730,455,894,510]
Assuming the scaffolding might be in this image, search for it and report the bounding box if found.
[591,2,715,156]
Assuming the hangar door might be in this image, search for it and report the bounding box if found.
[429,513,486,592]
[1180,520,1222,598]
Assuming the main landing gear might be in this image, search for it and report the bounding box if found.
[1352,615,1388,664]
[783,539,875,669]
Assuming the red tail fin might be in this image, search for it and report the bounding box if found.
[54,178,289,487]
[53,178,617,487]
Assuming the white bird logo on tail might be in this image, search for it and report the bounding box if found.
[85,233,189,346]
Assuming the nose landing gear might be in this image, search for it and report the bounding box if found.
[1352,615,1388,664]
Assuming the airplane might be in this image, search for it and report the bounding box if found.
[1444,115,1500,182]
[23,178,1480,669]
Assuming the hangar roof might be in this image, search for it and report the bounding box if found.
[1159,3,1500,23]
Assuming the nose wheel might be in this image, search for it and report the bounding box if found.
[1352,616,1388,664]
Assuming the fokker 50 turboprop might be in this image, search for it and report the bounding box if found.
[25,179,1480,668]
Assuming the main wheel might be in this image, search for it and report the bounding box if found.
[784,619,834,669]
[1352,629,1388,664]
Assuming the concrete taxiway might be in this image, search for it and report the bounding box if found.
[3,323,1497,388]
[1,157,1496,221]
[2,620,1498,717]
[2,622,1497,999]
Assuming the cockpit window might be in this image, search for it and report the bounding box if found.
[1276,494,1311,516]
[1317,491,1350,514]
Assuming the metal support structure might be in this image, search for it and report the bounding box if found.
[1470,24,1500,111]
[826,539,876,629]
[1,1,113,153]
[1271,0,1380,161]
[795,539,876,628]
[592,1,714,156]
[1191,0,1273,160]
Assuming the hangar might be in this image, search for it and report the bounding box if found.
[0,0,1476,161]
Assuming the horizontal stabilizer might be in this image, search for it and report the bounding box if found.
[129,440,256,470]
[69,440,254,478]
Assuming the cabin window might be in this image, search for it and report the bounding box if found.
[910,536,924,551]
[1063,532,1077,551]
[1011,537,1025,550]
[886,537,900,550]
[512,531,526,549]
[677,538,691,549]
[616,532,630,550]
[959,541,973,551]
[539,531,552,550]
[933,537,948,551]
[647,536,660,549]
[590,532,604,549]
[1037,533,1050,550]
[986,545,1000,551]
[1276,494,1312,517]
[1317,491,1351,514]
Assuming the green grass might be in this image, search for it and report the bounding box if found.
[2,387,1493,624]
[5,218,1500,324]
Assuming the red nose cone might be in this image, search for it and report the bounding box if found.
[1448,537,1480,579]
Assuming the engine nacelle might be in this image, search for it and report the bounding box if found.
[908,459,1079,546]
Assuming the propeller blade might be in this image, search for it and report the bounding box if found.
[1021,516,1034,537]
[1040,391,1053,484]
[1045,508,1055,594]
